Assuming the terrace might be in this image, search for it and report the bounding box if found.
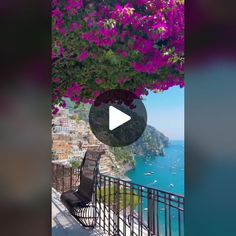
[52,163,184,236]
[52,188,105,236]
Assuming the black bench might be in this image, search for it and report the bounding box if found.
[60,150,104,227]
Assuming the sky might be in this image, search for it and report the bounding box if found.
[143,86,184,140]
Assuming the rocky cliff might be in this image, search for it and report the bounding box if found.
[110,125,169,161]
[129,125,169,156]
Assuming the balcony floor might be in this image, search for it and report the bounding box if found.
[52,188,106,236]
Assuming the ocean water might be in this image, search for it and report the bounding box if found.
[126,140,184,195]
[125,140,184,235]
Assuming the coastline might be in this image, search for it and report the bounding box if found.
[122,141,184,195]
[119,162,134,181]
[102,136,170,182]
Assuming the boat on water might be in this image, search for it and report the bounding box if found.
[144,171,155,176]
[169,183,174,188]
[144,173,152,176]
[148,180,158,186]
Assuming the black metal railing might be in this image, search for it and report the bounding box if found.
[52,163,184,236]
[52,163,80,192]
[95,174,184,236]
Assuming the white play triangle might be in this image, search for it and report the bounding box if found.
[109,106,131,131]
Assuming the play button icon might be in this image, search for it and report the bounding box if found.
[89,89,147,147]
[109,106,131,131]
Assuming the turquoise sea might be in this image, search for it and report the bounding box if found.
[126,140,184,195]
[125,140,184,235]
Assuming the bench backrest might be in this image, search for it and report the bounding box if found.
[77,150,104,203]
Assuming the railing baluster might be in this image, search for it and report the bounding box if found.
[113,178,120,235]
[59,164,61,192]
[70,167,72,189]
[94,174,97,226]
[138,186,141,236]
[130,184,134,235]
[178,198,181,236]
[113,179,116,235]
[153,191,156,235]
[55,164,58,191]
[104,175,106,230]
[117,179,120,235]
[164,193,168,236]
[156,191,159,236]
[168,194,172,236]
[123,182,127,236]
[99,174,102,227]
[62,165,64,192]
[140,187,143,236]
[108,176,111,235]
[147,189,154,236]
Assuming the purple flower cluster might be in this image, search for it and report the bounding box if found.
[52,0,184,111]
[65,0,83,16]
[79,51,89,62]
[64,83,81,103]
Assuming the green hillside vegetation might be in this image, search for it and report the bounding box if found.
[110,147,135,166]
[70,160,81,169]
[97,185,139,211]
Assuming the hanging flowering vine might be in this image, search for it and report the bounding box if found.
[52,0,184,112]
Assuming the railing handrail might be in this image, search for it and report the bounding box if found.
[52,162,184,198]
[98,173,184,199]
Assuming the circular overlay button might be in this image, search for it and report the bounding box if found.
[89,89,147,147]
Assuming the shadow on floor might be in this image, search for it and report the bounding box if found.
[52,188,105,236]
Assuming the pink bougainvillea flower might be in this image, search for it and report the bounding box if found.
[52,94,57,101]
[61,100,66,108]
[64,87,73,98]
[134,87,144,98]
[59,28,66,35]
[79,51,89,62]
[132,62,143,73]
[60,47,65,56]
[121,51,127,58]
[72,83,81,94]
[95,79,105,85]
[133,37,154,54]
[64,83,81,103]
[136,0,146,7]
[118,79,124,85]
[65,0,83,16]
[179,80,185,88]
[111,4,134,26]
[95,79,100,84]
[52,0,59,7]
[52,106,59,115]
[69,22,81,32]
[52,8,64,31]
[52,77,60,83]
[93,90,101,98]
[83,98,93,104]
